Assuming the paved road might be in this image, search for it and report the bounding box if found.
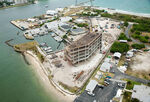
[74,81,120,102]
[125,24,132,39]
[110,62,150,84]
[125,24,150,47]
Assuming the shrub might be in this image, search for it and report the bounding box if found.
[131,43,145,49]
[131,98,140,102]
[63,35,67,39]
[145,36,149,39]
[139,36,148,43]
[69,19,73,22]
[135,31,141,35]
[131,34,140,39]
[73,27,77,29]
[124,21,129,27]
[118,33,128,40]
[77,23,88,27]
[110,41,129,53]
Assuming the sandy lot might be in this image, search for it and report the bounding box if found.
[43,50,103,88]
[131,52,150,71]
[25,51,76,102]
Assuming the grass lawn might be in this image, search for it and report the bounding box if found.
[14,41,38,52]
[122,91,132,102]
[117,56,126,67]
[14,41,44,62]
[124,79,141,90]
[58,81,79,93]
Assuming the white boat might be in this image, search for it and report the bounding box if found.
[45,5,48,8]
[46,49,53,53]
[54,36,62,42]
[51,33,56,37]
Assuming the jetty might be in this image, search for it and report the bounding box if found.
[5,39,14,47]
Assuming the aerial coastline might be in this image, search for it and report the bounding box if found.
[1,0,150,101]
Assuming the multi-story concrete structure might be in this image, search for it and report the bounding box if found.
[65,32,102,64]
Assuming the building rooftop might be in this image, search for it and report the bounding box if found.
[68,33,101,49]
[132,85,150,102]
[86,80,98,94]
[100,62,112,72]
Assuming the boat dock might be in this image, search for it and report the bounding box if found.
[10,21,27,31]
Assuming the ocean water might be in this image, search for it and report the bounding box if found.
[0,0,150,102]
[93,0,150,14]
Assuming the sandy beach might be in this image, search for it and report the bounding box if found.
[92,6,150,18]
[24,51,76,102]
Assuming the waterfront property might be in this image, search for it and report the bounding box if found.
[65,32,102,64]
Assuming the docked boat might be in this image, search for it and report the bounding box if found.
[45,5,48,8]
[54,36,62,42]
[51,33,56,37]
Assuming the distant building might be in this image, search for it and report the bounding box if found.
[65,32,102,64]
[0,0,28,4]
[46,10,58,17]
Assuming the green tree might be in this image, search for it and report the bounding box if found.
[110,41,129,53]
[124,21,129,27]
[131,43,145,49]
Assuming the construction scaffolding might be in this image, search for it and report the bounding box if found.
[65,32,102,64]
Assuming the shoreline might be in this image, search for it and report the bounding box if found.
[24,51,76,102]
[96,7,150,18]
[81,5,150,18]
[0,3,32,10]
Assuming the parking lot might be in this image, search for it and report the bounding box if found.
[74,81,124,102]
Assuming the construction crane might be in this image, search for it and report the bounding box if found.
[75,0,94,6]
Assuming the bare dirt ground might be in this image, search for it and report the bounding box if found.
[127,51,150,80]
[131,52,150,71]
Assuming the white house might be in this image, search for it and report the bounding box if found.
[100,62,112,72]
[86,80,98,95]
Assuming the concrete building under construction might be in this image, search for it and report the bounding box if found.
[65,32,102,64]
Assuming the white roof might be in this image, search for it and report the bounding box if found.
[119,40,127,43]
[56,8,64,12]
[104,58,111,62]
[127,51,134,55]
[75,19,85,23]
[132,85,150,102]
[113,52,121,58]
[46,10,57,15]
[100,62,111,72]
[86,80,98,93]
[118,66,127,73]
[60,17,72,22]
[115,89,122,98]
[27,18,36,22]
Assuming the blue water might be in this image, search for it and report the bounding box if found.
[93,0,150,14]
